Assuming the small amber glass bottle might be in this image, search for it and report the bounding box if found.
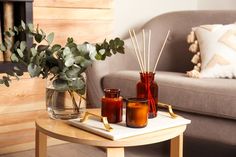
[137,72,158,118]
[101,88,123,123]
[126,98,148,128]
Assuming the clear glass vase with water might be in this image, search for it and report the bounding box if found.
[46,81,86,120]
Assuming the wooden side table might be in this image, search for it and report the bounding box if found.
[35,109,187,157]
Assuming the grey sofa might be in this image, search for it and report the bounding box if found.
[86,11,236,156]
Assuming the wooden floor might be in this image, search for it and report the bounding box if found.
[1,139,235,157]
[0,143,168,157]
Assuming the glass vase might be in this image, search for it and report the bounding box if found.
[101,88,123,123]
[136,72,158,118]
[46,80,86,120]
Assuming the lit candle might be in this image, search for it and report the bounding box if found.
[126,98,148,128]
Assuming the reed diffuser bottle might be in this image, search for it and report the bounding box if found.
[129,29,170,118]
[137,72,158,118]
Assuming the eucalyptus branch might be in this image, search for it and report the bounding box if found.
[0,20,125,95]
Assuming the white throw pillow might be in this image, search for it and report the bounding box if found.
[194,24,236,78]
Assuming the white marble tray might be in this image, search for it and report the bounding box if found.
[67,111,191,140]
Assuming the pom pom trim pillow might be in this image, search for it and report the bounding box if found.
[187,23,236,78]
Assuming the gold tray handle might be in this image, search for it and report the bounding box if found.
[158,102,178,119]
[80,112,113,132]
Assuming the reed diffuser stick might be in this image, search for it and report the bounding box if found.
[133,30,145,71]
[152,30,170,73]
[142,29,146,72]
[129,29,144,72]
[147,30,151,73]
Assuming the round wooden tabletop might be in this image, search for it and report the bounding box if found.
[35,109,186,148]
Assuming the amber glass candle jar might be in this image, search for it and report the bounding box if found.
[101,88,123,123]
[126,98,148,128]
[137,72,158,118]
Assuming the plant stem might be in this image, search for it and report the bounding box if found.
[69,90,80,112]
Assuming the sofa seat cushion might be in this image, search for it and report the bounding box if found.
[102,71,236,120]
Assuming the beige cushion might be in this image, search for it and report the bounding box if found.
[188,24,236,78]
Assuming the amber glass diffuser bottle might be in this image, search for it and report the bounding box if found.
[101,88,123,123]
[137,72,158,118]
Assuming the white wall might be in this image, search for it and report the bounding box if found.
[198,0,236,10]
[113,0,236,38]
[113,0,198,38]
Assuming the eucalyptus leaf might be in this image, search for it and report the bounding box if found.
[35,34,43,43]
[63,47,71,57]
[5,31,11,37]
[0,79,4,84]
[27,63,41,77]
[77,44,87,53]
[47,32,54,45]
[74,56,84,64]
[14,41,20,50]
[105,50,112,56]
[27,23,34,32]
[117,47,125,54]
[13,66,20,71]
[20,41,26,52]
[65,67,81,78]
[14,66,23,76]
[14,26,19,35]
[65,58,75,67]
[98,49,106,55]
[4,38,12,48]
[31,47,38,56]
[33,55,40,65]
[80,59,92,68]
[6,71,14,76]
[3,79,10,87]
[51,44,61,52]
[38,45,49,52]
[9,30,15,36]
[67,42,77,49]
[59,72,71,81]
[50,66,59,74]
[16,49,24,58]
[89,50,97,61]
[21,20,26,30]
[70,78,85,90]
[67,37,73,43]
[0,44,6,51]
[2,76,10,87]
[53,79,69,91]
[95,53,102,60]
[10,53,19,62]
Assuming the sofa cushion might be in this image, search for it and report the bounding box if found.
[187,23,236,78]
[102,70,236,120]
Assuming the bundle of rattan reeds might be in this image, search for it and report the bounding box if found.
[129,29,170,73]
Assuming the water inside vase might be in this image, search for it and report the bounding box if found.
[46,87,86,120]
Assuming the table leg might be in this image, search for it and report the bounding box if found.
[170,134,183,157]
[35,129,47,157]
[106,147,124,157]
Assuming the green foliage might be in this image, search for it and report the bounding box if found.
[0,20,125,95]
